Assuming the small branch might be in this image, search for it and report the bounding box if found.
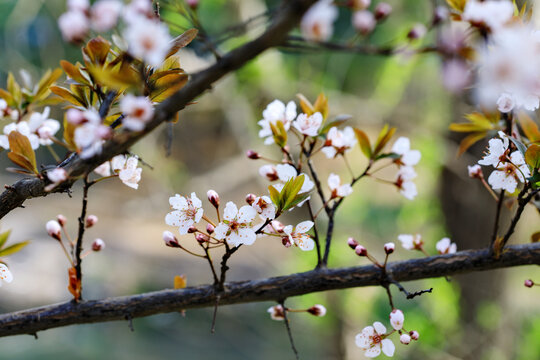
[99,91,117,119]
[500,185,539,249]
[306,200,322,267]
[490,190,505,246]
[74,176,92,301]
[279,300,299,360]
[391,280,433,300]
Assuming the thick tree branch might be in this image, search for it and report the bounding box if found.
[0,243,539,338]
[0,0,318,220]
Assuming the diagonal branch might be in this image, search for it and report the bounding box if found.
[0,0,318,220]
[0,243,539,337]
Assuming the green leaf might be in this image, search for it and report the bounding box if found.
[508,136,528,159]
[373,125,396,156]
[268,185,281,209]
[281,175,305,211]
[319,115,351,135]
[286,192,311,210]
[269,120,287,148]
[525,144,540,169]
[0,230,11,249]
[0,241,29,257]
[354,128,372,159]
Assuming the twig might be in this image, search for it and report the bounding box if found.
[500,185,539,249]
[391,280,433,300]
[279,300,299,360]
[490,190,505,246]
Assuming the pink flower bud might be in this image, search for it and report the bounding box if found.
[267,305,285,321]
[163,231,180,248]
[307,304,327,317]
[282,236,292,248]
[85,215,98,228]
[407,24,427,40]
[206,224,215,234]
[246,150,260,159]
[353,10,376,35]
[400,333,411,345]
[355,245,367,256]
[433,6,449,25]
[409,330,419,341]
[374,3,392,20]
[187,226,197,234]
[347,237,359,250]
[57,214,67,226]
[384,242,395,254]
[187,0,199,9]
[46,220,62,240]
[195,233,209,243]
[468,164,483,179]
[525,279,535,288]
[207,190,220,208]
[389,309,404,330]
[92,238,105,251]
[245,193,257,205]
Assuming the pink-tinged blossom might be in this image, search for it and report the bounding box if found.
[123,0,154,24]
[400,334,411,345]
[207,190,220,208]
[283,221,315,251]
[85,215,98,228]
[91,0,123,32]
[0,122,39,150]
[389,309,404,330]
[251,196,276,220]
[468,164,482,179]
[267,305,285,321]
[442,59,470,93]
[124,18,172,67]
[497,93,515,113]
[74,109,110,159]
[328,173,353,198]
[355,322,395,358]
[68,0,89,12]
[384,242,395,254]
[436,237,457,254]
[392,137,421,167]
[487,151,530,193]
[214,202,257,247]
[92,238,105,251]
[120,95,154,131]
[398,233,423,250]
[47,168,68,184]
[258,100,297,145]
[322,126,357,158]
[353,11,376,35]
[165,193,204,235]
[111,155,142,189]
[293,112,322,136]
[462,0,513,31]
[375,3,392,20]
[0,264,13,286]
[28,107,60,146]
[478,132,509,167]
[94,162,112,177]
[407,23,427,40]
[410,330,419,340]
[300,0,338,42]
[58,10,90,43]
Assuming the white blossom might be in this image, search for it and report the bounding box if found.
[74,109,110,159]
[120,95,154,131]
[321,126,357,158]
[28,107,60,145]
[91,0,123,32]
[47,168,68,184]
[392,137,421,167]
[272,164,314,207]
[389,309,404,331]
[467,164,482,178]
[436,237,457,254]
[259,164,279,181]
[58,10,90,43]
[111,155,142,189]
[352,11,376,35]
[398,234,422,251]
[123,0,154,24]
[487,151,530,193]
[293,112,322,136]
[258,100,297,145]
[0,263,13,286]
[68,0,89,12]
[251,196,276,220]
[463,0,513,31]
[94,162,111,177]
[395,166,418,200]
[283,221,314,251]
[497,93,515,113]
[214,202,257,246]
[355,322,395,358]
[0,122,39,150]
[165,192,204,235]
[124,17,172,67]
[267,305,285,321]
[478,132,509,167]
[328,173,353,198]
[300,0,338,42]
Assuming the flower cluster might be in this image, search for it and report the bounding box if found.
[94,154,143,189]
[0,107,60,151]
[392,137,421,200]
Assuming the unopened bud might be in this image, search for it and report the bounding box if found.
[407,24,427,40]
[347,237,359,250]
[400,334,411,345]
[468,164,483,179]
[196,233,209,243]
[246,150,260,159]
[66,108,85,125]
[85,215,98,228]
[282,236,292,248]
[57,214,67,226]
[187,0,199,9]
[384,242,395,254]
[187,226,197,234]
[374,2,392,20]
[409,330,419,340]
[163,230,180,248]
[525,279,534,288]
[206,224,215,234]
[307,304,327,317]
[207,190,220,208]
[245,193,257,205]
[46,220,62,240]
[353,10,376,35]
[355,245,367,256]
[433,6,449,25]
[92,238,105,251]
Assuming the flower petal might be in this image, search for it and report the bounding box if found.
[373,321,386,335]
[223,202,238,221]
[381,339,395,357]
[295,221,314,234]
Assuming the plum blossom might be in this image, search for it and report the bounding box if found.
[395,166,417,200]
[478,132,509,167]
[251,196,276,220]
[214,202,257,246]
[353,11,376,35]
[322,126,357,158]
[355,322,395,358]
[0,264,13,286]
[111,155,142,189]
[92,238,105,251]
[94,162,111,177]
[68,0,89,12]
[120,95,154,131]
[487,151,530,193]
[293,112,322,136]
[400,334,411,345]
[91,0,123,32]
[47,167,68,185]
[258,100,297,145]
[436,237,457,254]
[74,109,111,159]
[282,221,314,251]
[0,122,39,150]
[392,137,421,167]
[389,309,404,330]
[165,193,204,235]
[259,164,279,181]
[272,164,314,208]
[123,0,154,24]
[267,305,285,321]
[468,164,482,178]
[124,17,172,67]
[28,107,60,146]
[497,93,515,113]
[300,0,338,42]
[398,233,423,251]
[328,173,353,198]
[58,10,90,43]
[462,0,513,31]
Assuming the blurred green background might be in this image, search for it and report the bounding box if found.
[0,0,538,359]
